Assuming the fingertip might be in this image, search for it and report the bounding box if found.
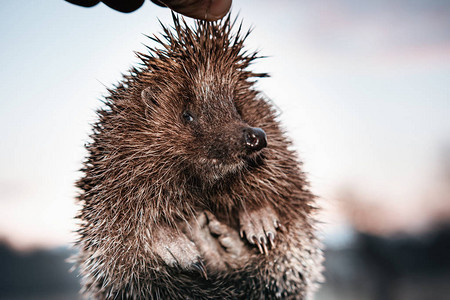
[159,0,232,21]
[205,0,232,21]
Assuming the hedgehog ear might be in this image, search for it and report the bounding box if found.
[141,86,160,119]
[141,86,159,107]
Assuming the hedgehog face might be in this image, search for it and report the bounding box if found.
[141,69,267,184]
[183,90,266,175]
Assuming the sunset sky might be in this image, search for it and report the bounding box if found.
[1,0,449,249]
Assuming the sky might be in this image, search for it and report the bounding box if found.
[0,0,449,249]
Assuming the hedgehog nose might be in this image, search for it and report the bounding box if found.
[244,127,267,152]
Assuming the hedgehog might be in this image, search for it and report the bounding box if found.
[75,14,323,299]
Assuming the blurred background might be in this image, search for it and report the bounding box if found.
[0,0,449,299]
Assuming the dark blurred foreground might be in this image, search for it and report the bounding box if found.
[1,226,449,300]
[0,243,80,299]
[318,225,450,300]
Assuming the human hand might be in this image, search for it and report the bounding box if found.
[153,0,232,21]
[66,0,232,21]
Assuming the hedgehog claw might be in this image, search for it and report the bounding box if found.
[254,238,264,254]
[261,240,269,255]
[192,260,208,279]
[267,232,275,248]
[260,235,267,245]
[239,205,280,254]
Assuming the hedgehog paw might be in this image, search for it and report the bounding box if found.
[239,205,280,255]
[154,229,206,276]
[184,211,250,271]
[204,211,246,259]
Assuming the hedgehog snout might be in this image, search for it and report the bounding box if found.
[243,127,267,152]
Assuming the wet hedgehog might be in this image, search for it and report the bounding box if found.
[75,14,323,300]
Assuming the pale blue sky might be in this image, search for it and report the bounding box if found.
[1,0,449,248]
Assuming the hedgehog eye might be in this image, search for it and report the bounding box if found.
[182,111,194,122]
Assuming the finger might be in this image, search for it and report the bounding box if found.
[157,0,232,21]
[195,211,208,228]
[102,0,145,13]
[205,211,230,236]
[204,210,216,222]
[218,235,234,248]
[65,0,100,8]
